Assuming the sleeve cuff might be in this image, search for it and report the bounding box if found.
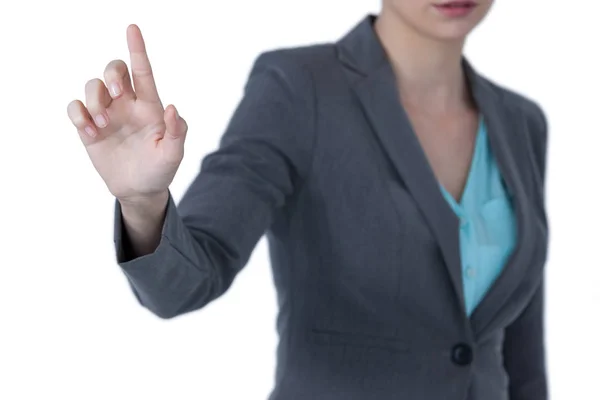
[113,191,180,266]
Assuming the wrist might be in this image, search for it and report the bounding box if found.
[118,190,169,220]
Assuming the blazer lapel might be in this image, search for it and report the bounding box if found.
[465,64,537,336]
[338,17,467,313]
[337,15,538,332]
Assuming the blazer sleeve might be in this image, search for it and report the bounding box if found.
[503,104,549,400]
[112,51,316,319]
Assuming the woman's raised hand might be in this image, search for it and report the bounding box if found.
[67,24,187,204]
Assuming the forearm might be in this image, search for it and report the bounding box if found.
[118,190,169,260]
[110,52,315,319]
[114,190,217,319]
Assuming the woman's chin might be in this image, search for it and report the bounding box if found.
[424,23,478,42]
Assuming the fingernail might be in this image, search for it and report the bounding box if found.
[84,125,97,137]
[95,114,107,128]
[174,107,179,119]
[109,82,122,97]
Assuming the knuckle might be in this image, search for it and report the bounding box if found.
[72,115,89,128]
[104,59,128,78]
[67,100,81,117]
[84,78,104,93]
[132,66,153,78]
[179,117,188,132]
[66,99,80,115]
[84,97,103,113]
[86,103,103,115]
[67,106,89,128]
[84,79,109,109]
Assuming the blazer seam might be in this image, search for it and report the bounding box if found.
[269,56,319,392]
[293,58,320,194]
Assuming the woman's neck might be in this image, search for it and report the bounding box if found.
[374,11,473,114]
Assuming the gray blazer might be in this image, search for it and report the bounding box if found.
[114,15,549,400]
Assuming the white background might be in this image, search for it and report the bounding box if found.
[1,0,598,399]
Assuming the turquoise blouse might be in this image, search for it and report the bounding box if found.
[439,117,517,316]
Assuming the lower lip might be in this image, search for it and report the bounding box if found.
[434,3,477,18]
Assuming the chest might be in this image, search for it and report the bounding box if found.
[303,84,547,318]
[404,107,479,201]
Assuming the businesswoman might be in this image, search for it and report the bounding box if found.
[67,0,549,399]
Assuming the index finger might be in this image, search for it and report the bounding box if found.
[126,24,161,102]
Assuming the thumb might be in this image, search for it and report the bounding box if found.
[161,104,187,161]
[163,104,187,140]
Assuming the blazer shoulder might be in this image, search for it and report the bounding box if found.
[254,42,337,69]
[248,43,338,89]
[482,77,549,189]
[481,77,547,136]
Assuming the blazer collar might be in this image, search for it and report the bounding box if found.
[337,14,496,99]
[336,15,537,337]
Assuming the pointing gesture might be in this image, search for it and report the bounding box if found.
[67,24,187,203]
[127,24,161,103]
